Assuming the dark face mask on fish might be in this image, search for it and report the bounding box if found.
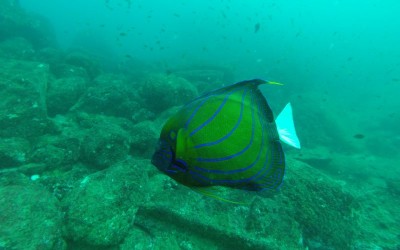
[151,140,173,173]
[152,140,188,175]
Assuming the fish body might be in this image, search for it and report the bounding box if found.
[152,79,300,191]
[254,22,260,33]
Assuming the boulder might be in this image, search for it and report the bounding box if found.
[29,135,81,170]
[138,73,198,113]
[283,158,358,249]
[0,137,30,169]
[62,159,149,247]
[64,51,101,79]
[130,158,359,249]
[129,120,159,158]
[79,114,131,169]
[172,68,234,93]
[50,63,90,79]
[71,74,150,121]
[0,59,53,138]
[0,184,66,249]
[47,76,87,116]
[0,0,56,48]
[0,37,35,60]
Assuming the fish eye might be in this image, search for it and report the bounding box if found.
[169,130,177,141]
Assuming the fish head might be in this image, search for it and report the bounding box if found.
[152,136,189,176]
[153,138,199,192]
[152,123,195,189]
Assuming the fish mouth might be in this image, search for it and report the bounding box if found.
[151,140,173,172]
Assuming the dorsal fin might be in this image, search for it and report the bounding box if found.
[203,79,276,123]
[209,79,267,95]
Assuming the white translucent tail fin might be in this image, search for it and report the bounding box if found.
[276,103,301,149]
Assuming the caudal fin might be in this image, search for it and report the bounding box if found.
[275,103,301,149]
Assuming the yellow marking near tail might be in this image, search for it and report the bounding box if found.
[267,81,284,86]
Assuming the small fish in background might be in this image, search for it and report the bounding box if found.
[152,79,300,200]
[254,22,260,33]
[353,134,365,139]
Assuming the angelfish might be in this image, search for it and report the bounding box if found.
[152,79,300,192]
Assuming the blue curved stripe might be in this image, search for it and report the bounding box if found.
[194,89,248,149]
[194,94,263,174]
[175,159,188,167]
[189,145,272,185]
[170,164,186,172]
[184,94,213,129]
[189,91,236,137]
[257,168,284,191]
[276,142,285,165]
[196,90,255,162]
[187,87,284,189]
[194,140,263,174]
[252,145,285,190]
[189,106,276,185]
[274,167,286,190]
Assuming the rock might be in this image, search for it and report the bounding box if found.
[0,37,35,60]
[35,47,65,68]
[47,77,87,116]
[131,158,358,250]
[79,114,131,169]
[51,63,90,79]
[68,30,117,72]
[72,74,149,121]
[291,146,335,175]
[62,159,149,247]
[0,0,56,49]
[172,68,234,93]
[138,73,198,113]
[131,167,300,250]
[64,51,101,79]
[132,186,296,250]
[21,163,92,202]
[29,135,81,170]
[0,59,53,138]
[23,114,84,172]
[0,171,31,187]
[287,92,356,152]
[119,226,154,250]
[37,49,101,80]
[0,163,47,178]
[282,158,358,249]
[129,120,159,158]
[0,184,66,250]
[0,137,30,169]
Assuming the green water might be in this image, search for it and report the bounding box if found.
[0,0,399,249]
